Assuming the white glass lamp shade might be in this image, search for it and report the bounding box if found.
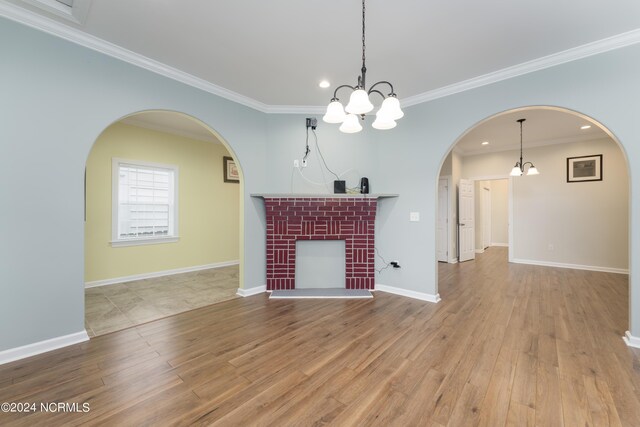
[527,166,539,175]
[345,89,374,114]
[510,166,523,176]
[323,100,346,124]
[380,96,404,120]
[372,109,397,130]
[339,114,363,133]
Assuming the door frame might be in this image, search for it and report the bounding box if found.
[467,174,513,261]
[437,176,453,263]
[458,178,476,262]
[482,184,491,250]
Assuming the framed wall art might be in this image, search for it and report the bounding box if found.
[567,154,602,183]
[223,156,239,183]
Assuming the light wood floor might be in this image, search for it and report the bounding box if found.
[1,247,638,426]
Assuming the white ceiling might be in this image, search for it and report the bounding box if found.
[5,0,640,107]
[120,111,220,144]
[455,108,609,156]
[2,1,633,150]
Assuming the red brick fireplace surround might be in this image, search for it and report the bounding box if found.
[262,196,379,290]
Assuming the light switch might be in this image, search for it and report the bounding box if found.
[410,212,420,222]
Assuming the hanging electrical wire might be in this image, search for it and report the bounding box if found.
[312,128,340,181]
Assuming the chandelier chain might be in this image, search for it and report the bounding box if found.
[519,118,525,167]
[322,0,404,132]
[361,0,366,68]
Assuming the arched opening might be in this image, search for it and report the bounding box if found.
[435,105,630,329]
[83,110,244,336]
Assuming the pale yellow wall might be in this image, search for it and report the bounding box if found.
[85,123,240,282]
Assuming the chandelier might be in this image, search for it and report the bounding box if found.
[322,0,404,133]
[510,118,539,176]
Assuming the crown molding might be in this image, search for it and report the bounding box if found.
[264,105,326,115]
[2,1,640,115]
[401,28,640,108]
[0,0,270,113]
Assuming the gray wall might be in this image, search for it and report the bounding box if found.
[2,15,640,353]
[0,18,268,351]
[373,45,639,333]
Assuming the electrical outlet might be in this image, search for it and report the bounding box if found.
[293,159,299,168]
[306,117,318,129]
[302,159,308,167]
[548,244,554,251]
[409,212,420,222]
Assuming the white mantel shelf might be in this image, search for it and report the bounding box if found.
[251,194,398,199]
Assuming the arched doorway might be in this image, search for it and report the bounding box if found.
[83,110,244,336]
[435,105,631,333]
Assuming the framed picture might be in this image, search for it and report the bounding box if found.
[567,154,602,183]
[223,156,239,183]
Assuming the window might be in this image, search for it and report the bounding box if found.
[112,159,178,247]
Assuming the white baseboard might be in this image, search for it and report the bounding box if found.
[623,331,640,348]
[510,258,628,274]
[236,285,267,297]
[375,284,441,303]
[0,330,89,365]
[491,243,509,247]
[85,260,240,288]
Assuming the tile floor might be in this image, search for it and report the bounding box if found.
[84,265,239,336]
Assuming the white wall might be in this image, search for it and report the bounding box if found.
[491,180,509,245]
[451,151,462,260]
[474,181,484,251]
[473,179,508,251]
[462,138,628,271]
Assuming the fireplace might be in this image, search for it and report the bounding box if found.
[260,196,379,290]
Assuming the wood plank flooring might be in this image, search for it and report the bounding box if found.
[1,247,639,426]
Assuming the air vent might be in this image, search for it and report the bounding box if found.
[18,0,89,24]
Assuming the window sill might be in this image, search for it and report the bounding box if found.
[110,236,180,248]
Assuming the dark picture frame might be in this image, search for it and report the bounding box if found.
[567,154,602,183]
[223,156,240,183]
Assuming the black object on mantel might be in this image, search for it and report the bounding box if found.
[334,180,346,194]
[360,177,369,194]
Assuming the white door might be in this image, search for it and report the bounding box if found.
[482,187,491,250]
[437,178,449,262]
[458,179,475,262]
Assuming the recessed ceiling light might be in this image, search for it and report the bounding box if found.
[482,141,489,145]
[319,80,330,89]
[580,125,591,130]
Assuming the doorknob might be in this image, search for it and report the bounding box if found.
[460,223,466,226]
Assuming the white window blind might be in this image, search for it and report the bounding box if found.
[112,159,178,245]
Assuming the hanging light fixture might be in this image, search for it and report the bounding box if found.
[510,118,539,176]
[322,0,404,133]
